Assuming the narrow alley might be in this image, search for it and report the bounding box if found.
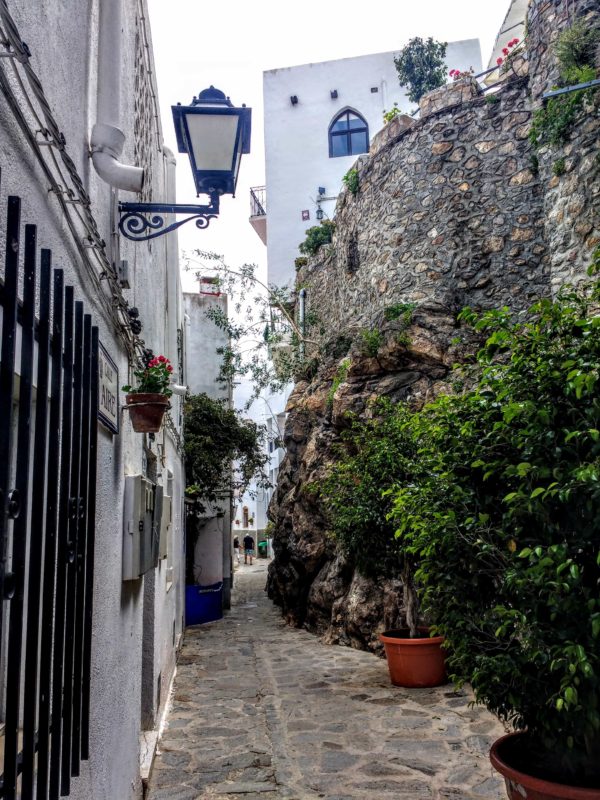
[146,565,506,800]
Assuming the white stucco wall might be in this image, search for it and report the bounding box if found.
[0,1,185,798]
[263,40,482,287]
[184,292,231,401]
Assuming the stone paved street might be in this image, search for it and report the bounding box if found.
[147,562,506,800]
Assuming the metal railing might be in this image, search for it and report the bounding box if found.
[250,186,266,217]
[0,187,99,799]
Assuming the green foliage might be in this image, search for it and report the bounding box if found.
[555,19,600,75]
[394,37,448,103]
[359,327,383,357]
[529,87,590,149]
[553,157,566,176]
[184,252,314,408]
[384,302,416,323]
[299,220,335,256]
[530,153,539,176]
[385,269,600,781]
[326,358,351,408]
[184,393,269,511]
[383,103,402,123]
[342,168,359,196]
[294,256,308,271]
[484,93,500,104]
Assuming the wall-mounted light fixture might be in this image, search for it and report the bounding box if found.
[118,86,251,241]
[290,95,299,105]
[330,89,338,99]
[316,207,324,221]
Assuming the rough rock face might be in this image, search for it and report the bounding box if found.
[267,0,600,652]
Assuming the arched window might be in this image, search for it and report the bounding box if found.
[329,109,369,158]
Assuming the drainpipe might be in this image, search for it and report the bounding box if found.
[90,0,143,192]
[298,288,307,360]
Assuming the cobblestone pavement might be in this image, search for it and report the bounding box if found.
[147,562,506,800]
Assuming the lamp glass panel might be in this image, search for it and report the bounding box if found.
[186,113,239,171]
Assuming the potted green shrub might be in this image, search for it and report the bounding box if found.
[122,354,173,432]
[390,261,600,797]
[318,400,446,687]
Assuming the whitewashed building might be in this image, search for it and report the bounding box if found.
[184,279,234,608]
[252,40,482,288]
[0,1,187,798]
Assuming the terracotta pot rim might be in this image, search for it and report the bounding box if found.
[490,731,599,798]
[380,627,445,646]
[125,392,170,405]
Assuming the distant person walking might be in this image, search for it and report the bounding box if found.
[243,533,255,565]
[233,536,240,565]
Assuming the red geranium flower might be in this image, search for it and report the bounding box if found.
[497,57,503,65]
[503,47,509,55]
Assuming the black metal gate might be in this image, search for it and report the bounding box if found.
[0,186,99,799]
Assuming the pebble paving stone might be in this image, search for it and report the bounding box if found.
[146,563,506,799]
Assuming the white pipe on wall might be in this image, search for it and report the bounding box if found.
[90,0,143,192]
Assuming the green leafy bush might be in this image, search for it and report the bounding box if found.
[384,302,416,323]
[553,157,566,176]
[294,256,308,270]
[326,358,351,408]
[184,393,268,510]
[529,20,599,152]
[359,328,383,357]
[342,168,359,196]
[388,267,600,784]
[555,18,600,74]
[394,37,447,103]
[383,103,402,123]
[299,220,335,256]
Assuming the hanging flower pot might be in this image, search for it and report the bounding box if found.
[125,393,170,433]
[122,354,173,433]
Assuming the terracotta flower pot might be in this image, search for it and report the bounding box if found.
[490,732,600,800]
[125,393,170,433]
[380,627,447,688]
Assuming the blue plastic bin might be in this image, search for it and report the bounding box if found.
[185,582,223,626]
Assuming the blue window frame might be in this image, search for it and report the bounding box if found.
[328,110,369,158]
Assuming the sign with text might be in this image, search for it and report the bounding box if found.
[98,343,119,434]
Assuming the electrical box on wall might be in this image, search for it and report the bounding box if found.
[159,494,172,560]
[123,475,162,580]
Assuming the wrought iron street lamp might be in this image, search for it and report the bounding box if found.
[118,86,251,241]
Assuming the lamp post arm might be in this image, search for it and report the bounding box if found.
[118,194,220,241]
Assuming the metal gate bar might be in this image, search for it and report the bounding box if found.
[21,249,52,797]
[37,269,64,800]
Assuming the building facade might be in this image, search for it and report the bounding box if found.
[0,1,186,798]
[184,281,234,608]
[256,40,482,288]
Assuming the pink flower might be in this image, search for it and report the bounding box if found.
[167,365,173,373]
[158,355,167,363]
[497,57,503,65]
[512,37,520,45]
[503,47,509,55]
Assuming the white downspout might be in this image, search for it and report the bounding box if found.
[90,0,143,192]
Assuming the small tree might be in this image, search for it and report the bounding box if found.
[184,251,318,408]
[394,37,448,103]
[184,393,269,511]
